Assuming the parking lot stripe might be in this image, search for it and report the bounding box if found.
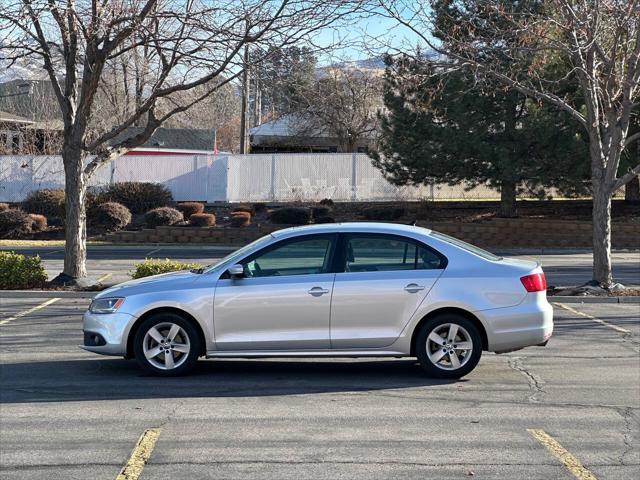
[97,272,113,282]
[0,298,60,326]
[527,429,597,480]
[116,428,161,480]
[145,247,161,256]
[554,302,631,334]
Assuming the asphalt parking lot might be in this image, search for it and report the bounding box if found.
[0,297,638,479]
[3,246,640,287]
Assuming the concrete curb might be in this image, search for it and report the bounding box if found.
[550,296,640,304]
[0,290,97,299]
[1,290,638,303]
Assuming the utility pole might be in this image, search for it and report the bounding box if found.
[239,44,250,154]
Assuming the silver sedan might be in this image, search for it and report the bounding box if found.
[82,222,553,377]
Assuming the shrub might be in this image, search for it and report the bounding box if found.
[0,209,33,238]
[268,207,311,225]
[97,182,172,214]
[131,258,202,279]
[252,202,268,214]
[176,202,204,217]
[230,211,251,227]
[29,214,48,231]
[311,206,332,218]
[232,205,254,215]
[89,202,132,231]
[0,251,47,289]
[190,213,216,227]
[314,215,336,224]
[362,206,406,221]
[22,189,65,218]
[144,207,183,228]
[0,203,9,212]
[319,198,334,207]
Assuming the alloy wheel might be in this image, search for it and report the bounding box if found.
[426,323,473,371]
[142,322,191,370]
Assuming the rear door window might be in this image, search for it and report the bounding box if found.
[345,235,445,272]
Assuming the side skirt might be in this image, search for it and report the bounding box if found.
[205,349,408,359]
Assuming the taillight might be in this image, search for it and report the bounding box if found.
[520,273,547,292]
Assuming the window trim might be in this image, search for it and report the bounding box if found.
[335,233,448,274]
[221,233,339,279]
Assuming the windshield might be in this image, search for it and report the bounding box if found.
[430,231,502,261]
[204,234,274,273]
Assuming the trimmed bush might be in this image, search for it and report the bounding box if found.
[190,213,216,227]
[0,251,47,289]
[176,202,204,217]
[97,182,172,214]
[268,207,311,225]
[22,189,65,218]
[29,214,48,231]
[0,203,9,212]
[131,258,202,279]
[252,203,268,214]
[362,206,406,221]
[319,198,334,207]
[230,211,251,227]
[232,205,254,215]
[0,209,33,238]
[144,207,183,228]
[89,202,132,231]
[311,206,332,218]
[314,215,336,224]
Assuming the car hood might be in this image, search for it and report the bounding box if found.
[95,270,200,298]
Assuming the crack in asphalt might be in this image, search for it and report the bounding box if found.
[508,357,545,403]
[617,406,636,466]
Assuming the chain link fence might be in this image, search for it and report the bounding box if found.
[1,153,553,203]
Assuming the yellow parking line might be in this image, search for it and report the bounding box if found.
[527,429,598,480]
[97,272,113,283]
[0,298,60,326]
[554,302,630,334]
[116,428,161,480]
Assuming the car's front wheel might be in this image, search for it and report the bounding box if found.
[415,314,482,379]
[133,313,201,376]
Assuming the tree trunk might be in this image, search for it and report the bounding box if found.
[498,180,517,218]
[624,175,640,203]
[591,185,613,287]
[62,146,88,280]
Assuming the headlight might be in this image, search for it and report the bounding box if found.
[89,297,124,314]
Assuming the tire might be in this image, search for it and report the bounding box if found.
[133,312,201,376]
[415,314,482,379]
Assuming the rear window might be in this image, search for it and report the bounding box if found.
[430,232,502,261]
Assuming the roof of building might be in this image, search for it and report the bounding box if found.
[109,127,216,151]
[250,114,330,139]
[0,110,34,124]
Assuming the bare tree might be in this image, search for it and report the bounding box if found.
[296,66,383,152]
[374,0,640,287]
[0,0,363,283]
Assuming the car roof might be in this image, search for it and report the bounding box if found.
[270,222,432,239]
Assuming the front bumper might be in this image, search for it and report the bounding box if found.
[81,310,136,356]
[481,293,554,353]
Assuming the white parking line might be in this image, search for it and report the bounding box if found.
[145,247,162,256]
[554,302,631,334]
[0,298,60,326]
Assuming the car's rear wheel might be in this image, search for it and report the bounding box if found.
[415,314,482,379]
[133,313,200,376]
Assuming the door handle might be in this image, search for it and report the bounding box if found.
[404,283,425,293]
[308,287,330,296]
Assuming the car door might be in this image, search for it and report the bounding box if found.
[213,234,338,351]
[330,233,446,349]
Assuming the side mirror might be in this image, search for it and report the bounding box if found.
[227,264,245,278]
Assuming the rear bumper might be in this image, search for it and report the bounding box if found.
[480,294,553,353]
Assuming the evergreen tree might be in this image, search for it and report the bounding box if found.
[371,54,588,217]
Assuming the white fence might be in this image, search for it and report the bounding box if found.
[0,153,504,203]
